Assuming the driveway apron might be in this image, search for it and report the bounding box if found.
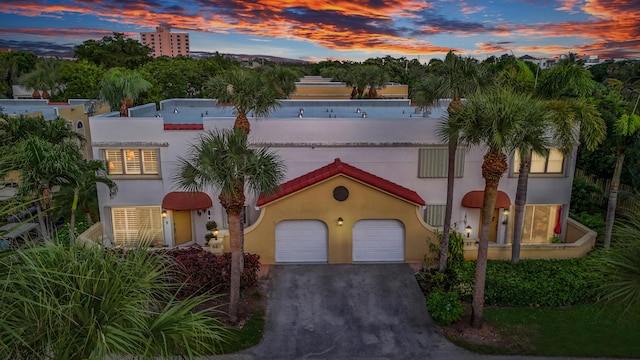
[246,263,464,360]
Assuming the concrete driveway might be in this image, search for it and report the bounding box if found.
[237,263,467,360]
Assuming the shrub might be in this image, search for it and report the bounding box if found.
[163,246,261,298]
[572,212,606,242]
[448,257,602,307]
[426,289,464,325]
[53,222,92,246]
[416,268,450,294]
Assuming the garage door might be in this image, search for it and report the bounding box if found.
[352,220,404,262]
[275,220,328,263]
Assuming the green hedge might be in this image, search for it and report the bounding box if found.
[449,257,603,307]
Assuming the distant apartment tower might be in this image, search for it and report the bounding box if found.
[140,25,189,58]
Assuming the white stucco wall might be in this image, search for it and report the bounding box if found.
[90,102,574,245]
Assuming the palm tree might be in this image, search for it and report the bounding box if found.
[100,68,152,117]
[501,60,606,262]
[360,65,389,99]
[414,50,489,272]
[174,128,284,323]
[265,65,300,98]
[6,137,83,240]
[18,58,59,99]
[603,80,640,248]
[454,89,540,328]
[205,68,281,133]
[595,209,640,313]
[67,160,118,243]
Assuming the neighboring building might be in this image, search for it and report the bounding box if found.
[0,98,110,160]
[290,76,408,100]
[140,25,190,58]
[89,98,595,263]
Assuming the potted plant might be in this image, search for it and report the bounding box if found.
[206,221,218,231]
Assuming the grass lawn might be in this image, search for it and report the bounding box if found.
[219,310,265,354]
[454,303,640,358]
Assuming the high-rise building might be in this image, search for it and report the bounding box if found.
[140,25,189,58]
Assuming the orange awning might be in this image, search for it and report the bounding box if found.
[461,190,511,209]
[161,192,212,211]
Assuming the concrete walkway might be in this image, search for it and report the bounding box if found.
[209,264,622,360]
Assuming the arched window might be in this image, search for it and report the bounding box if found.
[76,121,84,129]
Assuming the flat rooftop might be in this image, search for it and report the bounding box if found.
[106,99,448,124]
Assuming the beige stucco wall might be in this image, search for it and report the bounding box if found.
[232,174,437,264]
[290,84,409,100]
[462,218,596,260]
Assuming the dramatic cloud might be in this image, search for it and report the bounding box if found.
[0,0,638,59]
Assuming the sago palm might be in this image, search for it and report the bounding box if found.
[174,128,284,323]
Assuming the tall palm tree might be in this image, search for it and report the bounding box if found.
[501,60,606,262]
[205,68,281,133]
[174,128,284,323]
[454,89,539,328]
[414,50,489,272]
[603,80,640,247]
[11,137,84,240]
[100,68,152,117]
[67,160,118,243]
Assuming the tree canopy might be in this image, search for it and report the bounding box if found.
[74,32,152,69]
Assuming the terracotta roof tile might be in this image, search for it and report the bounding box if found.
[164,123,204,130]
[257,158,425,206]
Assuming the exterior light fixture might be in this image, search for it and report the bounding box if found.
[162,210,167,218]
[502,208,509,225]
[213,229,219,239]
[338,217,344,226]
[465,225,472,237]
[503,209,509,216]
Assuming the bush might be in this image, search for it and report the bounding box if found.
[426,289,464,325]
[163,246,261,298]
[53,222,92,246]
[448,257,602,307]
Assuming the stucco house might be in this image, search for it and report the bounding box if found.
[88,98,595,264]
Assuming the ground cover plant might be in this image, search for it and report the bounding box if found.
[0,242,230,359]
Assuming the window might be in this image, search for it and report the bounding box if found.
[105,149,159,175]
[520,205,559,244]
[514,149,564,174]
[418,147,464,178]
[111,207,163,246]
[423,204,446,227]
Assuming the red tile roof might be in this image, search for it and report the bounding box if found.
[164,123,204,130]
[461,190,510,209]
[257,158,425,206]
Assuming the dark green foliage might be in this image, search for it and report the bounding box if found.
[426,289,464,325]
[570,176,604,214]
[448,257,602,307]
[74,32,152,69]
[53,222,92,246]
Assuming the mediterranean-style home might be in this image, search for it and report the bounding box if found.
[87,98,595,264]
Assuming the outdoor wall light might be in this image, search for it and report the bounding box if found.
[338,217,344,226]
[503,209,509,216]
[465,225,472,237]
[162,210,167,218]
[213,229,219,239]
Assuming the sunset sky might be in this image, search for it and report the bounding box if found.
[1,0,638,62]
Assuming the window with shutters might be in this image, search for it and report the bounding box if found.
[423,204,446,227]
[111,207,163,246]
[104,149,159,176]
[418,147,464,178]
[513,149,565,175]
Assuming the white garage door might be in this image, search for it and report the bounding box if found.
[352,220,405,262]
[275,220,328,263]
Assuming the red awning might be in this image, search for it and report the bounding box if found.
[161,192,212,211]
[461,190,511,209]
